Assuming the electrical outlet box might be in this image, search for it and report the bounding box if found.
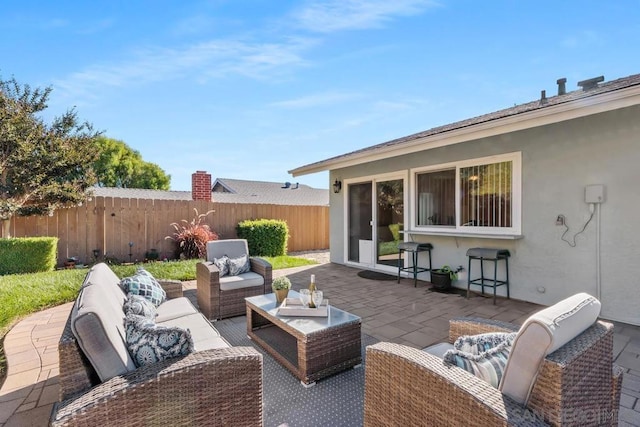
[585,184,605,204]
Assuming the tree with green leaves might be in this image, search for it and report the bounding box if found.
[94,136,171,190]
[0,77,100,237]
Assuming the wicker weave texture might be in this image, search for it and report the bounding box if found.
[197,257,272,320]
[52,347,263,426]
[246,300,362,385]
[364,318,621,427]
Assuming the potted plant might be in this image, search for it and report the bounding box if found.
[272,276,292,303]
[430,265,462,290]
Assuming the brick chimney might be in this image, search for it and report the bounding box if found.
[191,171,212,201]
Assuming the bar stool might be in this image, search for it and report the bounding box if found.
[397,242,433,287]
[466,248,510,304]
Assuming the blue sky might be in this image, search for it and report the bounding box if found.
[2,1,639,190]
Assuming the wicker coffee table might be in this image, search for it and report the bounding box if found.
[245,291,362,386]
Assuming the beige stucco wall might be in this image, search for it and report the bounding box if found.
[329,104,640,325]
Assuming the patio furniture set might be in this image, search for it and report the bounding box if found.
[50,239,622,426]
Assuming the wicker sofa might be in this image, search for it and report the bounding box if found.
[50,263,263,427]
[197,239,272,320]
[364,293,623,426]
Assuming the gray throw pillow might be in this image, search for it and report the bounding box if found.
[213,255,229,277]
[120,268,166,307]
[227,254,250,276]
[124,294,157,319]
[124,314,194,368]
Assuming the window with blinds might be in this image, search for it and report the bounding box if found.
[412,152,520,234]
[460,161,512,228]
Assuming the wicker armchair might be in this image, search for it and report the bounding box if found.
[365,316,622,426]
[197,239,272,320]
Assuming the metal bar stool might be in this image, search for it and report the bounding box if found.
[466,248,510,304]
[397,242,433,287]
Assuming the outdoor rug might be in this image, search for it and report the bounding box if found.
[215,316,378,427]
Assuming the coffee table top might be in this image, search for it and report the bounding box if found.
[245,290,360,335]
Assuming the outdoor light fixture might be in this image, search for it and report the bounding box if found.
[333,179,342,194]
[92,249,100,261]
[128,242,134,263]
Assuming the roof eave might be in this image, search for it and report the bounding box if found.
[290,85,640,176]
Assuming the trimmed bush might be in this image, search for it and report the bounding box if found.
[0,237,58,275]
[236,219,289,257]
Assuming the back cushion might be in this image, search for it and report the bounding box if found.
[500,293,601,404]
[206,239,248,261]
[71,263,136,382]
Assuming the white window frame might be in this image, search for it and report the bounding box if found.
[410,152,521,235]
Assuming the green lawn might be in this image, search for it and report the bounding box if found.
[0,255,316,383]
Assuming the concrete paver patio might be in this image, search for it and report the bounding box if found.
[1,261,639,426]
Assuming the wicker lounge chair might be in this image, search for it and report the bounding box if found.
[364,294,622,426]
[197,239,272,320]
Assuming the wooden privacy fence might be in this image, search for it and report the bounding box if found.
[2,197,329,265]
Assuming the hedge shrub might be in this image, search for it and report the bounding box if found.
[236,219,289,257]
[0,237,58,275]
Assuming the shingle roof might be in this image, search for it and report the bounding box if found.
[291,73,640,173]
[212,178,329,206]
[91,187,192,200]
[90,179,329,206]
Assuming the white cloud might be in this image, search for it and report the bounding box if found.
[270,91,361,108]
[292,0,439,33]
[53,37,317,102]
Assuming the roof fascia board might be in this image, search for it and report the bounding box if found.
[291,86,640,176]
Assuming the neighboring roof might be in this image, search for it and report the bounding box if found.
[211,178,329,206]
[290,73,640,176]
[91,187,192,200]
[90,179,329,206]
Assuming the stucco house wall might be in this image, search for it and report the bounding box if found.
[328,104,640,325]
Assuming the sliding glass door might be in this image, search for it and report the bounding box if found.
[346,175,405,270]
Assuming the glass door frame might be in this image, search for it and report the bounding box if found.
[343,171,408,273]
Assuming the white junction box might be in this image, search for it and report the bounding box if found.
[585,184,605,204]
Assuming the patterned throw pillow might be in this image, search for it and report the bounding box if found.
[124,314,194,368]
[212,255,229,277]
[124,294,157,319]
[454,332,517,355]
[120,268,166,307]
[443,340,512,388]
[228,254,250,276]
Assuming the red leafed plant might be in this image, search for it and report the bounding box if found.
[167,209,218,259]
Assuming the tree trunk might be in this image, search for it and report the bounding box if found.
[2,218,11,238]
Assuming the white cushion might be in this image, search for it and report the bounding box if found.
[155,297,199,322]
[423,342,454,359]
[206,239,249,261]
[500,292,601,404]
[219,271,265,291]
[159,313,230,351]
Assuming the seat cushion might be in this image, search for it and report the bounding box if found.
[206,239,249,261]
[155,297,199,322]
[219,271,265,291]
[159,313,231,351]
[71,264,135,382]
[500,292,601,404]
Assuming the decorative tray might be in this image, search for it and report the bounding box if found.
[277,298,329,317]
